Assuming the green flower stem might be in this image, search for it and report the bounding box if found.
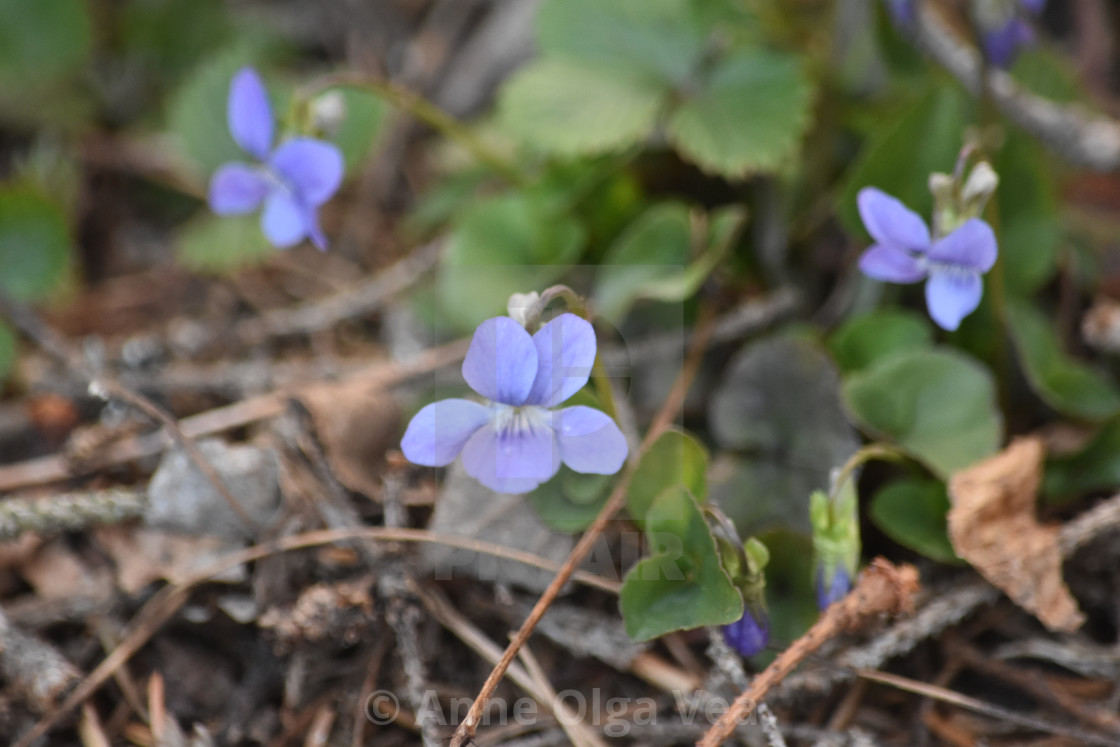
[829,443,909,510]
[301,72,528,187]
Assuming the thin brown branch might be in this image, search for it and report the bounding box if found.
[696,559,920,747]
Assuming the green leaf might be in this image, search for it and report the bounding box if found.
[436,193,585,330]
[842,348,1002,479]
[829,310,933,374]
[620,486,742,641]
[168,44,266,178]
[0,321,15,382]
[666,49,813,177]
[1043,419,1120,503]
[322,87,388,171]
[530,469,612,532]
[536,0,704,83]
[1006,300,1120,421]
[176,213,273,274]
[870,479,961,563]
[707,337,859,536]
[838,83,971,235]
[0,187,71,301]
[627,428,709,528]
[996,132,1060,295]
[498,60,665,157]
[0,0,91,85]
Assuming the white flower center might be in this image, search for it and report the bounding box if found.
[489,403,550,437]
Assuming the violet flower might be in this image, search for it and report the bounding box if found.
[208,67,344,250]
[857,187,998,331]
[979,0,1046,67]
[401,314,628,494]
[723,608,769,657]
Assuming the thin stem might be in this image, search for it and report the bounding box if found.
[829,443,909,505]
[302,72,527,186]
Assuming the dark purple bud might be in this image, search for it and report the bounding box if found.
[885,0,916,27]
[723,610,769,658]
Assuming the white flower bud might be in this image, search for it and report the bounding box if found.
[507,292,541,328]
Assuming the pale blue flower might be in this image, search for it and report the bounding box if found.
[857,187,998,331]
[401,314,628,494]
[208,67,343,250]
[816,564,850,610]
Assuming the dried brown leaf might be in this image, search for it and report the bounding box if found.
[947,437,1085,632]
[293,378,400,499]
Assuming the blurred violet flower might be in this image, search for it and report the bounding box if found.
[400,314,628,494]
[885,0,915,27]
[208,67,343,250]
[857,187,998,331]
[723,608,769,657]
[816,564,850,610]
[978,0,1046,67]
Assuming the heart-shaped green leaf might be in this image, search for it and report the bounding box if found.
[842,348,1002,478]
[870,478,961,563]
[829,310,933,375]
[620,485,742,641]
[627,428,708,528]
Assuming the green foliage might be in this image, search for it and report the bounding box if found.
[0,0,92,126]
[870,478,960,563]
[176,213,274,273]
[1006,300,1120,421]
[0,187,71,301]
[0,322,15,382]
[120,0,232,80]
[996,132,1060,295]
[707,336,859,535]
[437,193,585,330]
[665,49,813,177]
[169,44,267,178]
[839,84,970,235]
[1043,419,1120,503]
[530,469,612,532]
[594,204,745,323]
[321,88,388,171]
[620,486,742,641]
[627,428,708,528]
[829,310,933,374]
[842,348,1002,478]
[498,0,813,176]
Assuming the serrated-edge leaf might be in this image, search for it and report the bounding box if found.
[666,49,813,177]
[498,59,666,157]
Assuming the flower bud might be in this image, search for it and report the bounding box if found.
[507,291,541,328]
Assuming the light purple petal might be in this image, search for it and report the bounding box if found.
[462,317,538,405]
[525,314,597,407]
[400,399,489,466]
[228,67,274,160]
[461,422,560,494]
[857,187,930,252]
[208,163,269,214]
[269,138,344,206]
[555,406,628,475]
[983,19,1033,67]
[925,270,983,331]
[302,204,328,251]
[858,244,927,283]
[927,218,998,272]
[261,191,306,249]
[1020,0,1045,14]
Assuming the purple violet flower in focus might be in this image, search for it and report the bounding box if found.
[816,564,850,610]
[208,67,344,250]
[857,187,998,331]
[400,314,628,494]
[723,608,769,657]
